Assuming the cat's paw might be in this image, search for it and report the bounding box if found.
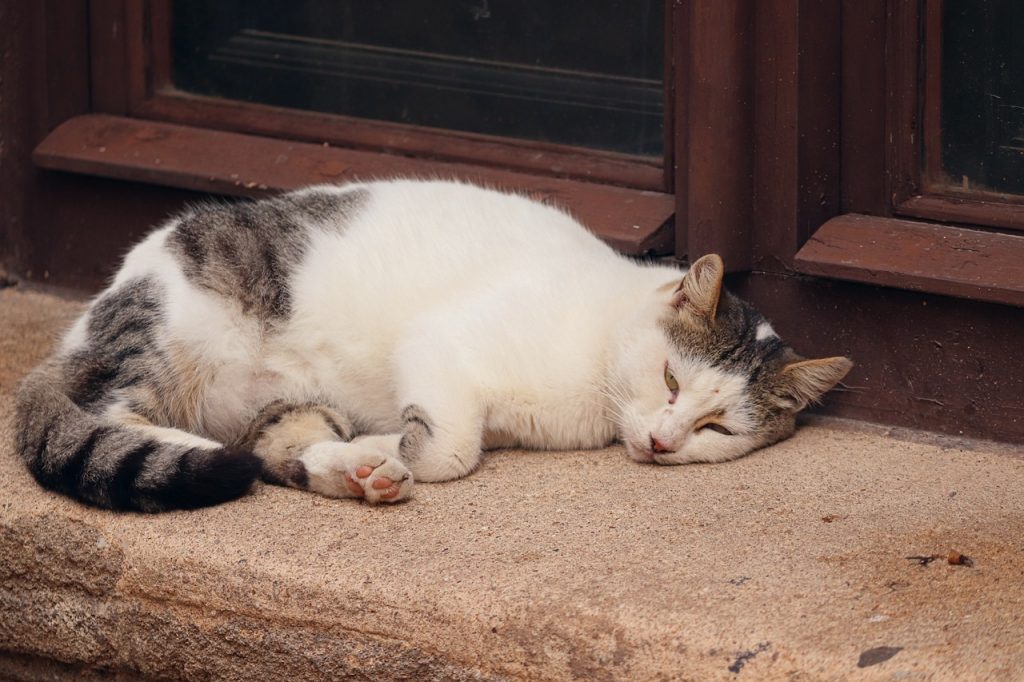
[301,441,413,504]
[343,457,414,504]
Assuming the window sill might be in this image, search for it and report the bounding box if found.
[898,194,1024,232]
[33,114,674,256]
[793,214,1024,307]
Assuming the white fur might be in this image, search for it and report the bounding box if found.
[75,180,764,481]
[756,321,777,341]
[280,181,684,479]
[300,436,411,503]
[606,298,761,465]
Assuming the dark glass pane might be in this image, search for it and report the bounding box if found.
[171,1,664,157]
[942,0,1024,194]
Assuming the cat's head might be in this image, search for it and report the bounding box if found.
[611,254,852,465]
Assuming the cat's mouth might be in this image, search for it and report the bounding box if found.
[624,439,656,463]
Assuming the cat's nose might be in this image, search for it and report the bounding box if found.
[650,435,674,454]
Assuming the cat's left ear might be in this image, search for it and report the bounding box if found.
[671,253,724,326]
[772,356,853,411]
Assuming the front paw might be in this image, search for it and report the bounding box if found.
[344,456,414,503]
[302,441,414,504]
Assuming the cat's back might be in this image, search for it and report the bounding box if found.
[317,179,617,268]
[292,179,629,317]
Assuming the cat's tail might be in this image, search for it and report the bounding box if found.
[14,361,262,512]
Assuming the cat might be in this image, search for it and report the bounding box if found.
[15,179,852,512]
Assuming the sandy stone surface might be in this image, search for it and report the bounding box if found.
[1,285,1023,680]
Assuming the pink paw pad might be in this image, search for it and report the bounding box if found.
[345,465,402,500]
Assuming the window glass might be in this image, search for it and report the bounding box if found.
[942,0,1024,195]
[172,1,664,157]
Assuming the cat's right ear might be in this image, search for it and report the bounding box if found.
[671,254,725,327]
[771,356,854,411]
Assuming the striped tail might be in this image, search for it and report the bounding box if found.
[15,362,261,512]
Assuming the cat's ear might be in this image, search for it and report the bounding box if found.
[672,254,725,325]
[772,356,853,411]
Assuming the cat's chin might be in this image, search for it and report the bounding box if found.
[624,440,656,463]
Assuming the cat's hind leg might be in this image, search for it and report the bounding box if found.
[236,401,413,503]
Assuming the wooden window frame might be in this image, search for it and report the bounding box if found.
[32,0,774,264]
[111,1,669,192]
[33,0,716,257]
[913,0,1024,225]
[781,0,1024,308]
[34,0,1024,306]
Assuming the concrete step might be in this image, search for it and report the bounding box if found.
[1,286,1022,680]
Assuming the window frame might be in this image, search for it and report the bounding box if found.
[890,0,1024,227]
[787,0,1024,308]
[91,0,669,192]
[36,0,1024,306]
[907,0,1024,228]
[45,0,770,267]
[38,0,706,258]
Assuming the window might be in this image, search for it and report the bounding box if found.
[938,0,1024,199]
[793,0,1024,308]
[171,1,665,158]
[34,0,689,257]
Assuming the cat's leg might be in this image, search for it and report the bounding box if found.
[397,401,484,482]
[391,355,486,482]
[236,400,413,503]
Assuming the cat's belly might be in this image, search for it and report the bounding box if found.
[195,344,400,442]
[483,402,616,451]
[197,363,294,442]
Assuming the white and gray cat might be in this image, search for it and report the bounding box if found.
[15,180,851,512]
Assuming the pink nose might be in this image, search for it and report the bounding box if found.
[650,436,674,454]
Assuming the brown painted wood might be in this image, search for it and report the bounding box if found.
[33,114,675,256]
[148,0,173,92]
[679,0,754,270]
[0,0,91,281]
[844,0,1024,234]
[898,195,1024,231]
[41,0,91,134]
[733,271,1024,444]
[12,175,203,288]
[795,1,841,247]
[89,0,130,114]
[670,0,690,260]
[921,0,945,192]
[840,0,888,215]
[136,93,665,192]
[752,0,840,269]
[123,0,150,110]
[10,0,1024,445]
[886,0,922,207]
[794,214,1024,307]
[753,0,799,267]
[662,0,677,196]
[88,0,665,191]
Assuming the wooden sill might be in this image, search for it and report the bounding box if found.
[897,194,1024,233]
[794,213,1024,307]
[139,89,667,191]
[33,114,674,256]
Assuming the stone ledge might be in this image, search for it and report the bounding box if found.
[2,287,1023,680]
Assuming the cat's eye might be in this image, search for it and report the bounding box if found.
[664,366,679,393]
[702,423,734,436]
